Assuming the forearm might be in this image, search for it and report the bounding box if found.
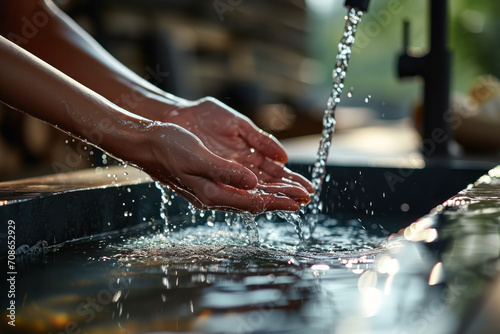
[0,35,151,164]
[0,0,185,119]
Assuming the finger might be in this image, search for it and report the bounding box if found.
[241,164,307,195]
[260,159,315,193]
[194,180,301,214]
[232,152,305,189]
[242,158,312,193]
[149,176,206,210]
[255,169,310,189]
[256,183,311,205]
[239,120,288,163]
[194,151,258,190]
[241,162,275,183]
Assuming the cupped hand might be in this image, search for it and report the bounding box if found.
[162,97,315,194]
[138,122,310,214]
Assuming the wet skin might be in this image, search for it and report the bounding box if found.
[0,1,313,213]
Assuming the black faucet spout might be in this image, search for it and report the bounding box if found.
[398,0,451,157]
[398,53,428,79]
[344,0,370,12]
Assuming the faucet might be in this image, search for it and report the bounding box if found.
[344,0,370,12]
[345,0,451,158]
[398,0,451,157]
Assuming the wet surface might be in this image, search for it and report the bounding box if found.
[1,217,384,334]
[1,167,500,333]
[0,165,150,201]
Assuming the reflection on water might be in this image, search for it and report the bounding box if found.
[3,166,500,334]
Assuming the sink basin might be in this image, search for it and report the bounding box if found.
[0,162,492,252]
[0,162,499,334]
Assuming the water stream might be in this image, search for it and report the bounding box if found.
[237,8,364,242]
[9,170,500,333]
[154,8,364,245]
[307,7,363,229]
[5,5,500,334]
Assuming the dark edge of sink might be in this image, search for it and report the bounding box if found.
[0,162,493,254]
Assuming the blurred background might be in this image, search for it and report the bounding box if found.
[1,0,499,181]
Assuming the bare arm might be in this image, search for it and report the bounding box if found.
[1,0,314,193]
[0,0,181,118]
[0,36,311,212]
[0,35,145,155]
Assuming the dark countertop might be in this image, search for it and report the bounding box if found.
[0,165,151,202]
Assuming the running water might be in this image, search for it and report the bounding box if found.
[155,183,263,245]
[307,8,363,223]
[155,8,363,244]
[245,8,364,243]
[156,182,171,230]
[241,212,260,246]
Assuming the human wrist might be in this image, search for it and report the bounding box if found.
[116,87,188,121]
[77,102,153,166]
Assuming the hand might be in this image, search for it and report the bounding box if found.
[0,3,312,213]
[137,122,310,214]
[162,97,315,194]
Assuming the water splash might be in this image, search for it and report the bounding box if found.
[156,182,170,231]
[241,212,260,246]
[307,8,363,228]
[152,8,364,246]
[156,190,260,244]
[275,211,309,246]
